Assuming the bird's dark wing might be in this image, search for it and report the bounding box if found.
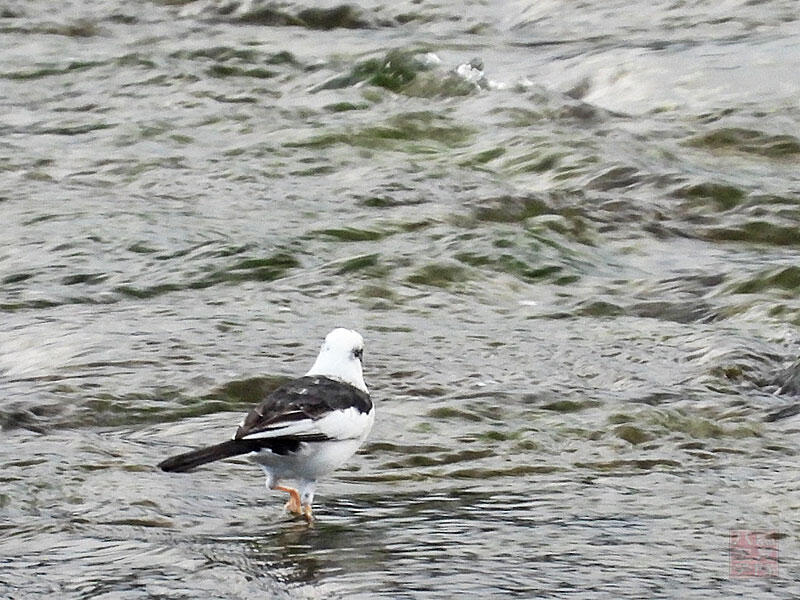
[234,375,372,442]
[158,376,373,472]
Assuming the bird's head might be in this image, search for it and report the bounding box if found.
[306,328,367,392]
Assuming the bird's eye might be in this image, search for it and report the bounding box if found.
[353,348,363,360]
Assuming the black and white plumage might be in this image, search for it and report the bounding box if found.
[158,328,374,522]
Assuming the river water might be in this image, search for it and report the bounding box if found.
[1,1,799,598]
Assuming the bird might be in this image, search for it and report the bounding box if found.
[157,328,374,523]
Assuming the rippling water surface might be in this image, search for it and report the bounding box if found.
[2,1,799,598]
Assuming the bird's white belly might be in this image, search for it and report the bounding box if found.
[251,437,361,481]
[252,408,374,482]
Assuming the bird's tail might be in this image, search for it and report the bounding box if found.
[157,439,261,473]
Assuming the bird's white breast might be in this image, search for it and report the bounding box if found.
[315,406,374,441]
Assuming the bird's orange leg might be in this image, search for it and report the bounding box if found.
[302,503,313,524]
[275,485,302,514]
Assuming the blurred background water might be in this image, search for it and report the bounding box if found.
[1,0,799,598]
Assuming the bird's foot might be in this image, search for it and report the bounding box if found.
[284,497,302,514]
[275,485,302,514]
[302,504,313,525]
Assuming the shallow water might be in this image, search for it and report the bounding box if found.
[1,0,799,598]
